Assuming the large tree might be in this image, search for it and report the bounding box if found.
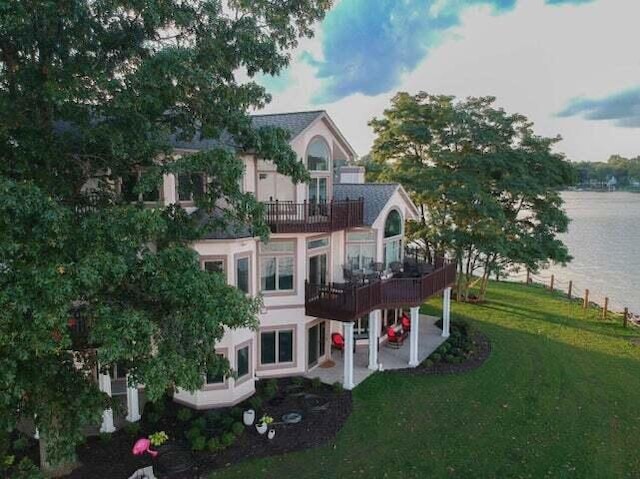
[0,0,330,474]
[370,92,575,300]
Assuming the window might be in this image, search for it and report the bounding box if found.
[346,230,376,270]
[260,329,294,366]
[307,238,329,250]
[383,210,403,267]
[120,170,161,203]
[202,258,225,275]
[260,241,295,292]
[307,138,330,171]
[177,173,205,203]
[236,256,250,294]
[206,353,226,385]
[236,346,249,380]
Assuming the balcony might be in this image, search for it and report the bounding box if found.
[305,258,457,322]
[263,198,364,234]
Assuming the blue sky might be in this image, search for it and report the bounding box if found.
[258,0,639,162]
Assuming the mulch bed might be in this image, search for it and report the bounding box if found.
[59,377,351,478]
[398,329,492,376]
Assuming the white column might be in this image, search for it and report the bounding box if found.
[343,322,355,390]
[125,375,141,423]
[98,371,116,433]
[442,287,452,338]
[409,306,420,367]
[368,311,380,370]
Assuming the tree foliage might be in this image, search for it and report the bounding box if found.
[574,154,640,189]
[0,0,331,472]
[370,92,575,300]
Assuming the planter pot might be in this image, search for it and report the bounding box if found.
[267,429,276,440]
[243,409,255,426]
[255,423,268,435]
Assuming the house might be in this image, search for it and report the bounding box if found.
[95,111,455,432]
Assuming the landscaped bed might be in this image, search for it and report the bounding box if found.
[5,377,351,478]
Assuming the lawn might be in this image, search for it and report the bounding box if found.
[210,281,640,479]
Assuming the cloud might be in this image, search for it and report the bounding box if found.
[304,0,519,103]
[546,0,595,4]
[256,69,295,94]
[557,87,640,127]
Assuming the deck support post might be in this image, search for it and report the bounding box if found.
[368,311,380,370]
[343,322,355,390]
[409,307,420,367]
[125,375,141,423]
[442,287,452,338]
[98,370,116,433]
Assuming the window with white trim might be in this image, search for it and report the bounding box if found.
[346,230,376,270]
[236,346,249,380]
[383,210,403,267]
[235,256,250,294]
[205,353,226,385]
[260,329,294,365]
[120,169,161,203]
[260,241,295,292]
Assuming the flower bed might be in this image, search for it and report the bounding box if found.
[60,377,351,478]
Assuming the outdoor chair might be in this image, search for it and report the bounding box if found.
[389,261,403,275]
[350,269,365,284]
[401,313,411,334]
[331,332,345,352]
[386,326,404,348]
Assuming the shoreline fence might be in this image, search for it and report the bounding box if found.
[507,270,639,329]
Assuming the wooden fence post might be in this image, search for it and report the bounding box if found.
[526,269,530,284]
[550,275,555,291]
[568,280,573,300]
[583,289,589,309]
[602,297,609,320]
[624,307,629,328]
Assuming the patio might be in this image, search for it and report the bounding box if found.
[306,314,447,388]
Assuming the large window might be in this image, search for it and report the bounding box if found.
[346,230,376,270]
[205,353,226,386]
[260,241,295,292]
[383,210,403,267]
[260,329,294,366]
[307,138,330,171]
[201,256,225,277]
[308,237,329,286]
[177,172,205,203]
[236,345,250,381]
[120,170,161,203]
[235,256,250,294]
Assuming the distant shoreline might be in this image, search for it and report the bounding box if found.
[564,187,640,193]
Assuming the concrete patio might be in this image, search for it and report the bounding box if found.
[306,314,447,388]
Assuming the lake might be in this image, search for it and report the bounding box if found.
[542,191,640,314]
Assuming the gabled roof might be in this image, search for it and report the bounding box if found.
[250,111,325,139]
[333,183,399,226]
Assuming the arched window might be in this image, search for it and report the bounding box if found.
[384,210,402,238]
[383,209,403,267]
[307,138,330,171]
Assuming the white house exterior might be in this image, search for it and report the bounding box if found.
[96,111,455,428]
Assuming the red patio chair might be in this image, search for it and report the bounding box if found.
[386,326,404,349]
[331,332,345,351]
[401,313,411,334]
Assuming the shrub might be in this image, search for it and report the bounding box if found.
[311,377,323,390]
[430,352,442,363]
[291,376,305,387]
[205,410,221,426]
[231,422,244,437]
[12,437,28,452]
[99,432,112,443]
[248,396,262,412]
[221,432,236,448]
[220,415,234,430]
[148,431,169,447]
[12,458,41,479]
[190,435,206,452]
[191,417,207,431]
[124,422,141,436]
[230,407,243,420]
[207,437,222,453]
[146,411,161,424]
[262,379,279,400]
[423,359,434,368]
[444,354,455,363]
[177,407,193,422]
[332,381,344,394]
[185,426,202,442]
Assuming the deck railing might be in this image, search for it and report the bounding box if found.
[263,198,364,233]
[305,259,457,322]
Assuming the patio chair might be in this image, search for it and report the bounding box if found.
[386,326,404,349]
[350,269,365,285]
[389,261,403,275]
[401,313,411,335]
[331,332,345,352]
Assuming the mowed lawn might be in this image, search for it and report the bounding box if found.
[211,282,640,479]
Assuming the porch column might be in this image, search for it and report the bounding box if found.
[125,375,141,423]
[343,322,355,390]
[442,287,452,338]
[98,370,116,433]
[409,306,420,367]
[368,311,380,370]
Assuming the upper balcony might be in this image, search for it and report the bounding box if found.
[263,198,364,234]
[305,257,457,322]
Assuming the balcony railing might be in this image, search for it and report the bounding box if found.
[263,198,364,234]
[305,258,457,322]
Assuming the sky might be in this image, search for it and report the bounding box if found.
[256,0,640,162]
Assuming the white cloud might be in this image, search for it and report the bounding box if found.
[263,0,640,161]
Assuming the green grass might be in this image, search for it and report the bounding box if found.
[211,282,640,479]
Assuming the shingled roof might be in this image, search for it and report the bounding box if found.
[170,111,326,151]
[333,183,401,226]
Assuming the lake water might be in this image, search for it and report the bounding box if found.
[541,192,640,314]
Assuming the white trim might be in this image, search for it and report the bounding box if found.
[409,307,420,367]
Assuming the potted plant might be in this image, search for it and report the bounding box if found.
[255,415,273,435]
[243,409,255,426]
[267,428,276,440]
